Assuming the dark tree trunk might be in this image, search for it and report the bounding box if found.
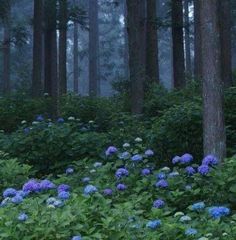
[59,0,68,95]
[171,0,185,88]
[32,0,43,97]
[219,0,232,88]
[194,0,202,80]
[89,0,99,97]
[3,1,11,94]
[146,0,160,84]
[126,0,144,114]
[73,0,79,94]
[200,0,226,161]
[184,0,192,77]
[123,0,129,79]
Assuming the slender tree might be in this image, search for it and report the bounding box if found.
[171,0,185,88]
[184,0,192,77]
[200,0,226,161]
[89,0,99,97]
[123,0,129,79]
[219,0,232,88]
[146,0,160,84]
[32,0,43,97]
[126,0,144,114]
[194,0,202,80]
[59,0,68,95]
[2,0,11,94]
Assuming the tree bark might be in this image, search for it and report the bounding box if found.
[194,0,202,80]
[219,0,232,88]
[59,0,68,95]
[184,0,192,77]
[2,0,11,94]
[146,0,160,84]
[126,0,144,114]
[123,0,129,79]
[89,0,99,97]
[200,0,226,161]
[171,0,185,88]
[32,0,43,97]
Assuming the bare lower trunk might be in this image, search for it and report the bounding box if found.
[73,20,79,94]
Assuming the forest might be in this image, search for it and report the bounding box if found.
[0,0,235,239]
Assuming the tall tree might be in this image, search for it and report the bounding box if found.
[171,0,185,88]
[32,0,43,97]
[126,0,144,114]
[146,0,160,84]
[89,0,99,97]
[184,0,192,77]
[73,0,79,94]
[2,0,11,94]
[59,0,68,95]
[123,0,129,79]
[219,0,232,88]
[200,0,226,161]
[194,0,202,80]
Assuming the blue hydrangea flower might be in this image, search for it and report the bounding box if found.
[185,228,198,236]
[93,162,102,168]
[172,156,181,164]
[66,167,74,175]
[168,171,180,178]
[3,188,17,198]
[202,155,218,166]
[36,115,44,122]
[57,117,64,123]
[146,220,161,229]
[57,184,70,193]
[145,149,154,157]
[72,236,82,240]
[105,146,118,156]
[17,190,29,198]
[18,213,28,221]
[82,177,90,183]
[155,180,168,189]
[180,215,192,222]
[153,199,165,209]
[53,200,64,207]
[24,127,30,134]
[58,191,70,200]
[141,168,151,176]
[11,195,23,204]
[84,185,97,195]
[116,183,127,191]
[185,166,196,176]
[208,206,230,219]
[103,188,113,196]
[180,153,193,164]
[157,172,166,180]
[119,151,130,160]
[115,168,129,178]
[39,180,55,190]
[46,197,57,205]
[191,202,205,211]
[23,180,41,193]
[198,165,210,175]
[131,154,143,162]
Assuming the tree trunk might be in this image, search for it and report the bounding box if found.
[184,0,192,77]
[219,0,232,88]
[73,0,79,94]
[32,0,43,97]
[200,0,226,161]
[171,0,185,88]
[3,1,11,94]
[126,0,144,114]
[59,0,68,95]
[194,0,202,80]
[146,0,160,84]
[89,0,99,97]
[123,0,129,79]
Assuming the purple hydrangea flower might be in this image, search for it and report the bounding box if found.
[157,172,166,180]
[103,188,113,196]
[131,154,143,162]
[57,117,64,123]
[180,153,193,164]
[185,166,196,176]
[202,155,218,166]
[115,168,129,178]
[145,149,154,157]
[22,180,41,193]
[155,180,168,189]
[66,167,74,175]
[24,127,30,134]
[105,146,118,156]
[153,199,165,209]
[3,188,17,198]
[172,156,181,164]
[18,213,28,221]
[57,184,70,193]
[84,185,97,195]
[58,191,70,200]
[11,195,23,204]
[146,220,161,229]
[116,183,127,191]
[208,206,230,219]
[39,180,55,190]
[198,165,210,175]
[141,168,151,176]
